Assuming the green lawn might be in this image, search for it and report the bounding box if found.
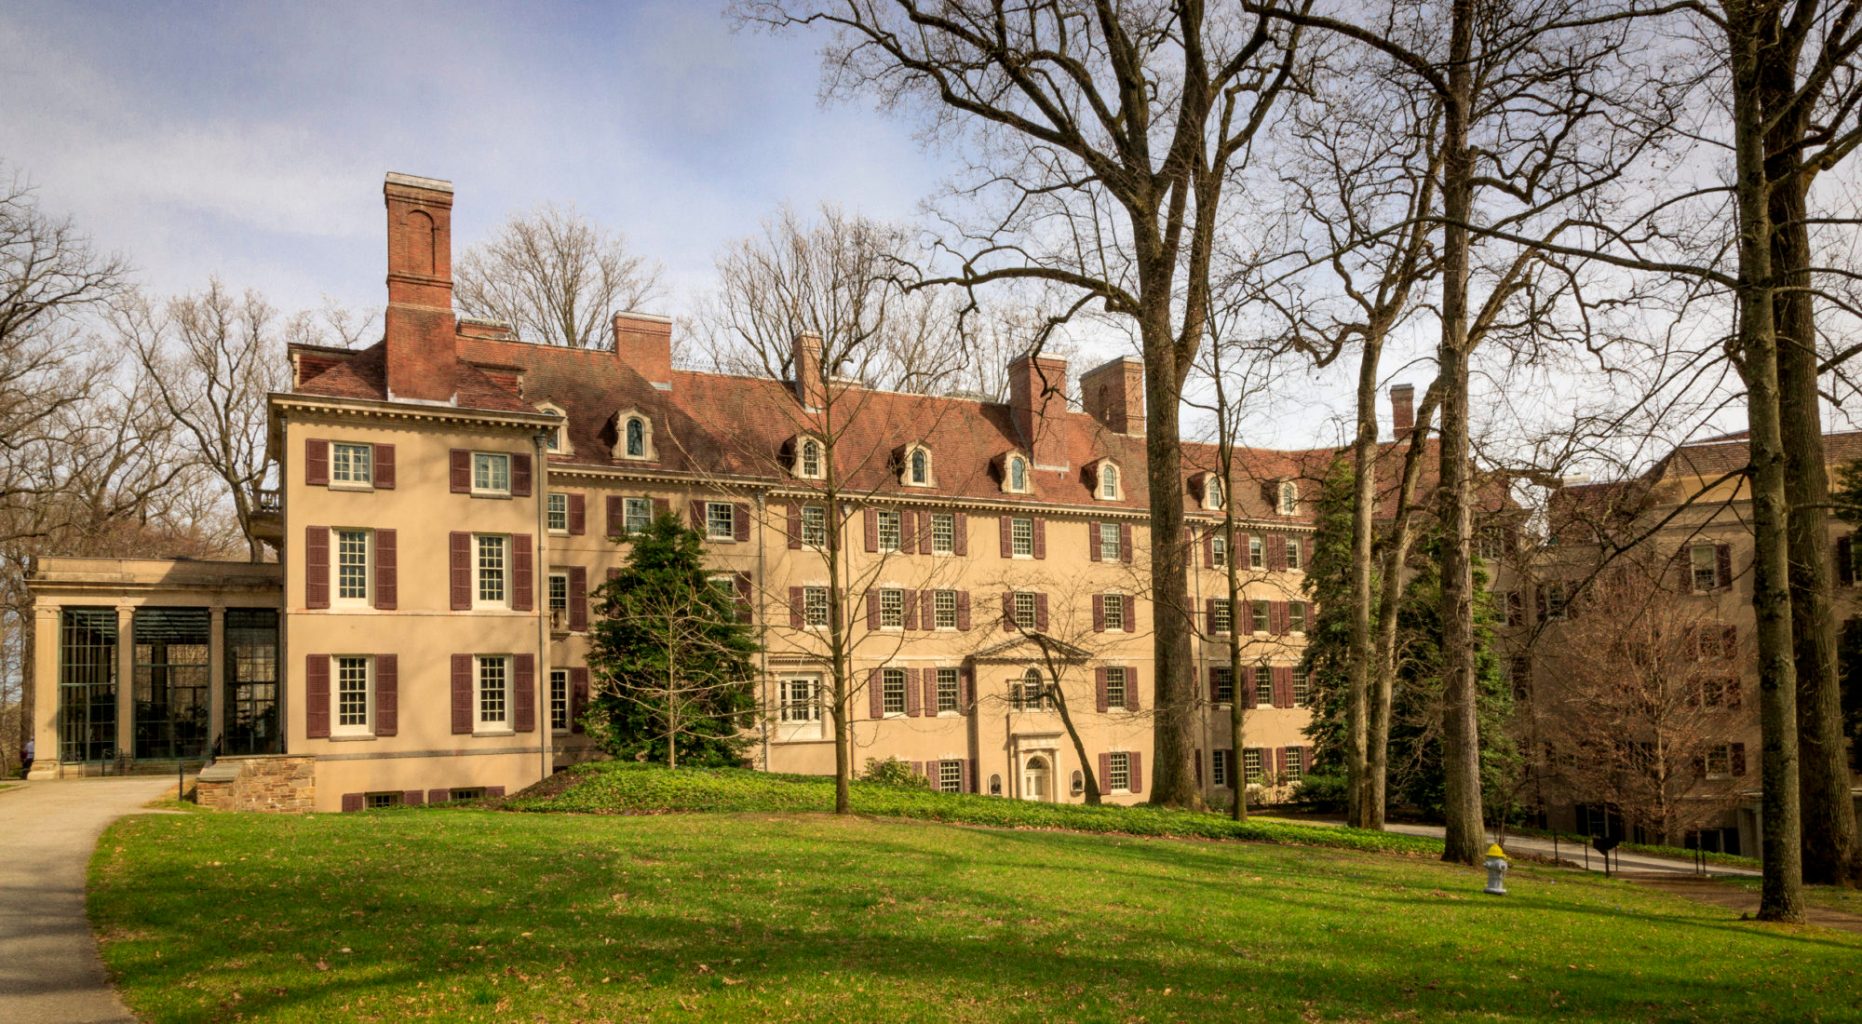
[90,771,1862,1023]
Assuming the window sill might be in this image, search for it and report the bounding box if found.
[328,482,375,492]
[473,728,516,737]
[328,734,377,742]
[469,491,514,500]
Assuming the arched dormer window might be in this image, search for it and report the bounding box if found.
[1205,476,1224,511]
[790,436,825,480]
[801,438,823,478]
[1008,455,1028,493]
[910,448,930,486]
[625,418,646,457]
[535,402,570,454]
[1277,480,1299,516]
[1096,462,1121,501]
[613,410,655,461]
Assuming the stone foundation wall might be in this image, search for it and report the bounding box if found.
[196,755,316,812]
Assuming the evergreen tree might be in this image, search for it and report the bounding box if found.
[586,514,759,767]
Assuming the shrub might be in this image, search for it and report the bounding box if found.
[860,757,931,789]
[1293,769,1350,812]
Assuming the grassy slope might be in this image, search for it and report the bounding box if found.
[90,772,1861,1024]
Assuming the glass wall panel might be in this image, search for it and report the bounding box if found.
[133,608,210,760]
[59,608,118,763]
[223,609,279,755]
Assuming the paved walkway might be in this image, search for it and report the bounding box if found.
[1295,816,1760,877]
[0,777,173,1024]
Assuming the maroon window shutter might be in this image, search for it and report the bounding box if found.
[1088,521,1102,561]
[867,592,881,630]
[1098,752,1112,790]
[1275,747,1288,775]
[451,654,473,734]
[568,493,585,535]
[449,449,470,492]
[734,571,753,624]
[653,497,670,518]
[864,508,879,552]
[786,504,802,549]
[449,532,471,610]
[1035,592,1049,632]
[1124,595,1137,633]
[689,501,706,530]
[734,503,751,542]
[512,534,534,612]
[1839,535,1855,585]
[1033,517,1047,559]
[428,789,452,804]
[1715,544,1733,589]
[912,761,926,780]
[918,511,934,555]
[900,511,917,553]
[906,669,922,717]
[1128,752,1143,793]
[1195,750,1203,786]
[376,654,398,736]
[1274,666,1293,707]
[1276,601,1290,635]
[1095,667,1109,713]
[374,529,397,610]
[1092,594,1106,632]
[868,668,884,718]
[374,444,396,489]
[789,587,804,628]
[1268,534,1287,571]
[1120,523,1133,563]
[957,591,972,631]
[1731,742,1747,776]
[569,567,589,631]
[959,666,974,706]
[1202,530,1214,568]
[305,438,329,486]
[1722,624,1738,660]
[485,786,506,798]
[570,667,589,733]
[1125,667,1140,711]
[953,513,968,556]
[305,526,330,609]
[511,453,532,497]
[402,790,424,807]
[999,515,1012,557]
[341,793,364,813]
[607,496,623,537]
[1205,598,1217,635]
[305,654,330,738]
[513,654,536,733]
[1001,591,1015,631]
[920,669,937,713]
[1208,666,1219,703]
[900,590,917,630]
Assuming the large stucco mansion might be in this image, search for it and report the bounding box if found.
[25,174,1327,811]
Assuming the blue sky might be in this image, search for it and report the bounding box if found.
[0,1,945,319]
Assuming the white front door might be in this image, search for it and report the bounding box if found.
[1022,755,1051,802]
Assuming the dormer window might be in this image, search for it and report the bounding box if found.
[791,436,826,480]
[1204,476,1224,511]
[909,448,930,486]
[1097,463,1121,501]
[802,439,822,478]
[1277,480,1299,516]
[613,410,655,462]
[1004,454,1029,494]
[535,402,569,454]
[625,418,645,457]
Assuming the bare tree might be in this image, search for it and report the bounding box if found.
[455,203,663,348]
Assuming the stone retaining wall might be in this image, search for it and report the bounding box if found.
[196,755,316,812]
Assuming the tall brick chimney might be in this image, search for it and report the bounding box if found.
[612,311,673,388]
[1007,350,1070,468]
[1080,357,1145,436]
[793,331,825,410]
[383,173,458,402]
[1390,383,1415,439]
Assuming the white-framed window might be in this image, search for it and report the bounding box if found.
[801,504,827,548]
[1103,593,1125,631]
[472,452,511,495]
[550,669,569,732]
[1249,536,1265,569]
[1098,463,1120,500]
[1705,744,1733,779]
[1211,666,1234,704]
[779,677,821,723]
[706,502,735,541]
[1013,591,1037,631]
[931,512,955,554]
[935,667,959,713]
[1212,599,1232,635]
[1007,455,1029,493]
[1211,534,1228,568]
[1288,603,1307,634]
[877,510,902,552]
[933,590,958,629]
[534,402,568,454]
[803,586,830,627]
[330,442,373,486]
[548,571,569,616]
[476,655,510,730]
[1010,517,1034,557]
[1253,665,1272,708]
[907,447,932,486]
[334,655,371,736]
[796,438,824,479]
[937,760,962,793]
[1478,525,1507,561]
[1543,583,1569,621]
[1204,477,1224,511]
[879,588,904,629]
[1292,668,1310,707]
[623,416,649,459]
[624,497,653,535]
[1104,666,1128,708]
[364,792,402,809]
[1285,538,1303,571]
[1277,480,1298,515]
[1691,544,1719,593]
[1252,600,1271,634]
[1212,749,1231,787]
[1107,751,1132,792]
[1099,522,1121,561]
[334,528,370,604]
[1244,748,1265,784]
[1285,747,1305,781]
[476,534,508,607]
[547,492,569,533]
[1011,667,1049,711]
[881,668,907,715]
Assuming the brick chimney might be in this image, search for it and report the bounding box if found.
[383,173,458,402]
[1390,383,1415,439]
[792,331,825,410]
[612,311,673,388]
[1080,357,1145,436]
[1007,350,1070,468]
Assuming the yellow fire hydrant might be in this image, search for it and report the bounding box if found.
[1483,843,1509,895]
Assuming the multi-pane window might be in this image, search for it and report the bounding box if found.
[1009,456,1028,492]
[1099,522,1121,561]
[935,668,959,712]
[1251,600,1270,633]
[801,505,827,547]
[548,572,568,614]
[335,529,370,603]
[1691,544,1719,592]
[1244,748,1265,783]
[1211,599,1232,635]
[1212,749,1231,787]
[1211,535,1228,568]
[1285,539,1303,571]
[938,760,962,793]
[1107,751,1132,791]
[706,502,735,540]
[547,492,569,532]
[476,655,509,729]
[1100,464,1119,499]
[881,668,907,715]
[1011,668,1048,711]
[624,417,647,458]
[1543,583,1569,621]
[1291,668,1310,707]
[931,512,955,554]
[335,656,370,734]
[1249,536,1265,569]
[1254,665,1273,708]
[779,677,821,722]
[476,535,507,605]
[933,590,958,629]
[1277,481,1298,515]
[1288,603,1307,634]
[1103,593,1125,631]
[1705,744,1733,778]
[1206,478,1224,510]
[331,442,372,485]
[1010,517,1034,556]
[624,497,653,535]
[1478,526,1507,561]
[472,452,510,494]
[1285,748,1305,781]
[365,792,402,809]
[550,669,569,732]
[877,510,902,552]
[1104,667,1128,708]
[799,439,822,478]
[803,586,829,627]
[1013,592,1038,631]
[1211,666,1234,704]
[909,449,930,485]
[879,588,904,628]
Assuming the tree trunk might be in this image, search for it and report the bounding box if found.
[1228,516,1249,821]
[1436,0,1485,867]
[1143,311,1202,809]
[1346,349,1381,827]
[1049,664,1103,805]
